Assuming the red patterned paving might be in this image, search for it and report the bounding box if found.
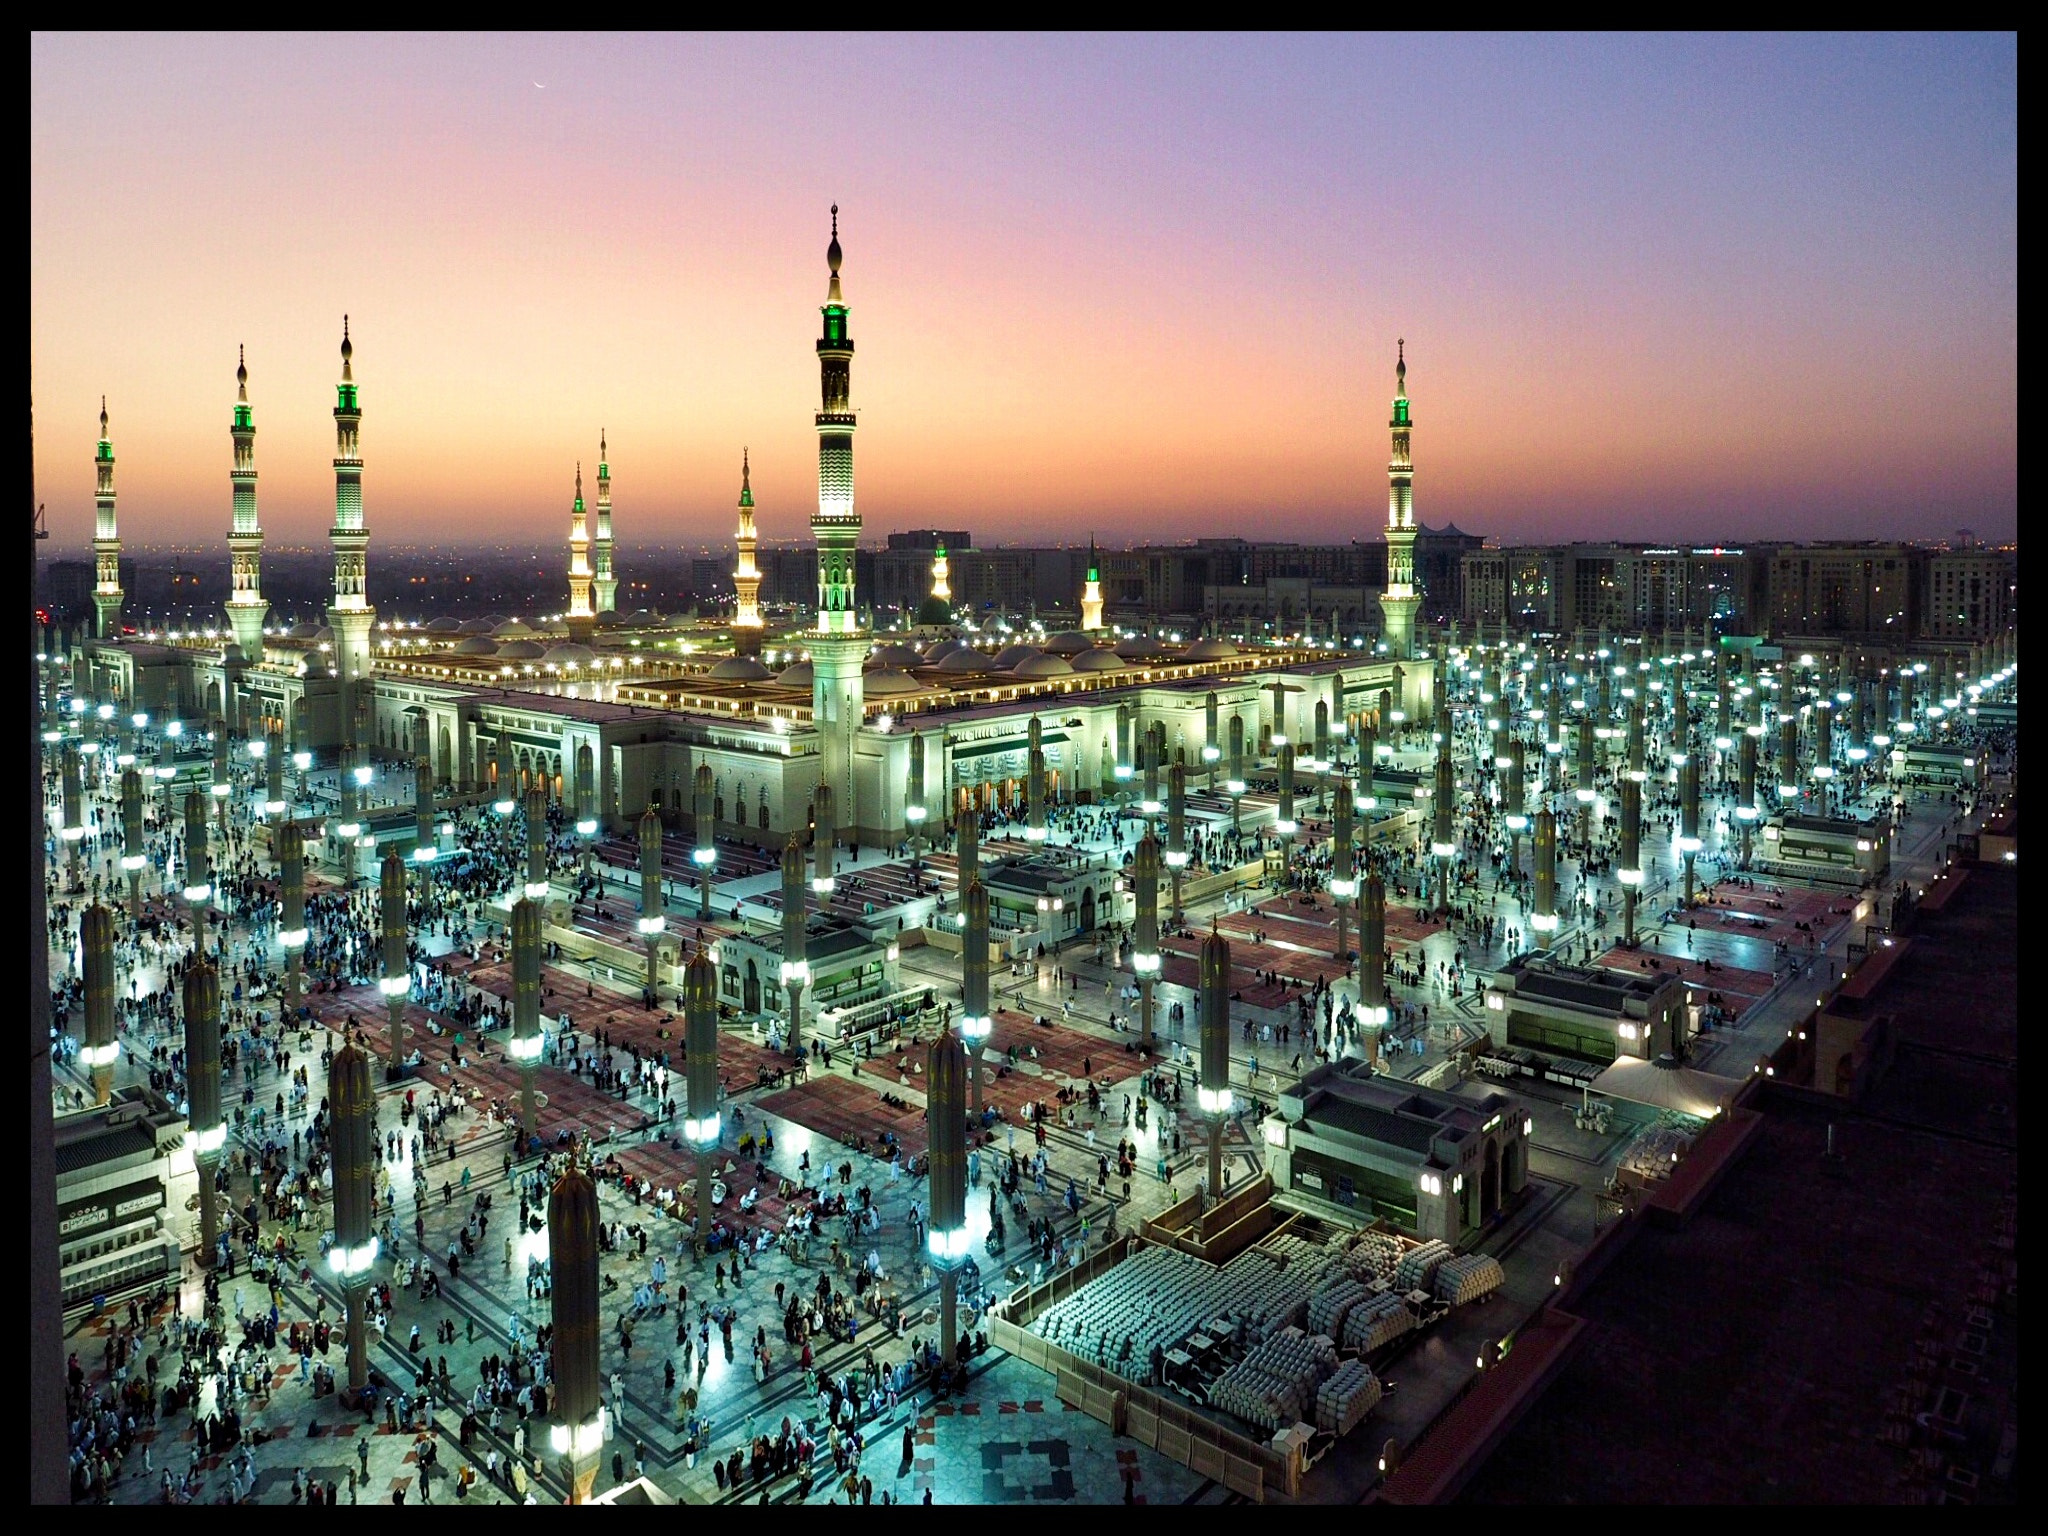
[756,1073,929,1158]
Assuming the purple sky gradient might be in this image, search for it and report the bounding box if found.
[31,32,2016,552]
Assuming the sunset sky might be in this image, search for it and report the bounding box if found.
[31,33,2016,554]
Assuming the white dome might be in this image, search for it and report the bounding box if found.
[1013,654,1075,679]
[775,660,816,689]
[1114,636,1165,660]
[869,643,926,668]
[496,639,545,660]
[992,644,1041,669]
[1072,647,1129,672]
[492,618,535,637]
[544,643,597,667]
[934,648,993,675]
[286,622,322,641]
[863,668,922,696]
[922,637,968,664]
[1182,637,1240,661]
[708,655,774,682]
[453,637,498,656]
[1042,630,1094,656]
[424,616,462,634]
[457,617,494,635]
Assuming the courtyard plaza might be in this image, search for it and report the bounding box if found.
[42,684,2007,1505]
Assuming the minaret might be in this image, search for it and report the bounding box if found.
[731,448,763,653]
[810,205,867,846]
[930,541,951,605]
[566,463,594,643]
[325,319,375,723]
[92,399,123,640]
[225,348,266,659]
[591,431,617,613]
[1377,340,1420,659]
[1079,535,1104,631]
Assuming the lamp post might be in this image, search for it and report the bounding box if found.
[925,1028,969,1366]
[638,805,665,1004]
[1531,806,1558,944]
[182,788,212,956]
[1504,737,1528,874]
[81,905,119,1106]
[1574,708,1596,851]
[327,1041,377,1394]
[1678,740,1702,908]
[59,743,83,875]
[1359,872,1389,1059]
[684,946,721,1256]
[1025,715,1047,842]
[952,800,975,902]
[1133,833,1161,1052]
[961,880,991,1119]
[264,722,286,816]
[120,766,145,918]
[1778,714,1802,807]
[509,896,543,1146]
[184,956,224,1266]
[1736,726,1760,869]
[278,819,307,1008]
[379,850,408,1071]
[688,763,714,917]
[906,732,928,852]
[413,755,437,866]
[1431,742,1455,916]
[1203,690,1221,790]
[493,735,515,816]
[1618,774,1643,947]
[1113,702,1135,801]
[1199,926,1233,1201]
[1275,741,1298,878]
[1226,714,1246,834]
[1330,777,1355,964]
[1166,761,1188,922]
[524,785,549,902]
[211,723,232,835]
[547,1157,605,1503]
[811,782,836,901]
[1140,720,1163,816]
[780,836,808,1051]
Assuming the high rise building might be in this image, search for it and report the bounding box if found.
[92,400,122,640]
[1923,549,2015,641]
[732,449,763,651]
[809,206,866,834]
[1377,341,1419,657]
[592,432,616,614]
[224,348,266,659]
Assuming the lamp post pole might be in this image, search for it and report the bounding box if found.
[693,763,716,919]
[82,905,118,1107]
[379,850,408,1072]
[639,805,665,1005]
[183,788,211,957]
[1199,926,1232,1201]
[1133,834,1160,1053]
[184,957,223,1267]
[120,766,145,918]
[684,946,721,1258]
[328,1041,375,1394]
[511,897,542,1147]
[781,836,808,1052]
[926,1030,968,1367]
[962,880,991,1119]
[1166,761,1188,923]
[279,820,306,1008]
[547,1158,604,1503]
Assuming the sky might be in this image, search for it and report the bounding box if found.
[31,32,2017,553]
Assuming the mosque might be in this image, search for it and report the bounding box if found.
[63,210,1432,860]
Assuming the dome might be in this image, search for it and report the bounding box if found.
[922,637,968,664]
[454,637,498,656]
[423,616,462,634]
[992,644,1041,670]
[544,642,597,667]
[1114,636,1165,660]
[775,660,816,689]
[708,655,774,683]
[934,648,992,675]
[915,596,954,627]
[1012,653,1075,679]
[456,617,494,635]
[286,622,322,641]
[1041,630,1094,656]
[1182,637,1240,661]
[299,654,332,680]
[496,639,545,660]
[863,668,922,696]
[869,643,926,668]
[624,608,659,627]
[1072,647,1129,672]
[312,625,334,642]
[492,618,535,637]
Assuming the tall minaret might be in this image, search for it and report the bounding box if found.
[1079,534,1104,631]
[810,205,867,846]
[92,399,123,640]
[1377,339,1420,659]
[930,542,952,606]
[325,318,375,708]
[566,462,594,643]
[732,448,763,652]
[592,431,617,614]
[225,347,267,660]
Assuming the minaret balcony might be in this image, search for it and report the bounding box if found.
[815,412,857,428]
